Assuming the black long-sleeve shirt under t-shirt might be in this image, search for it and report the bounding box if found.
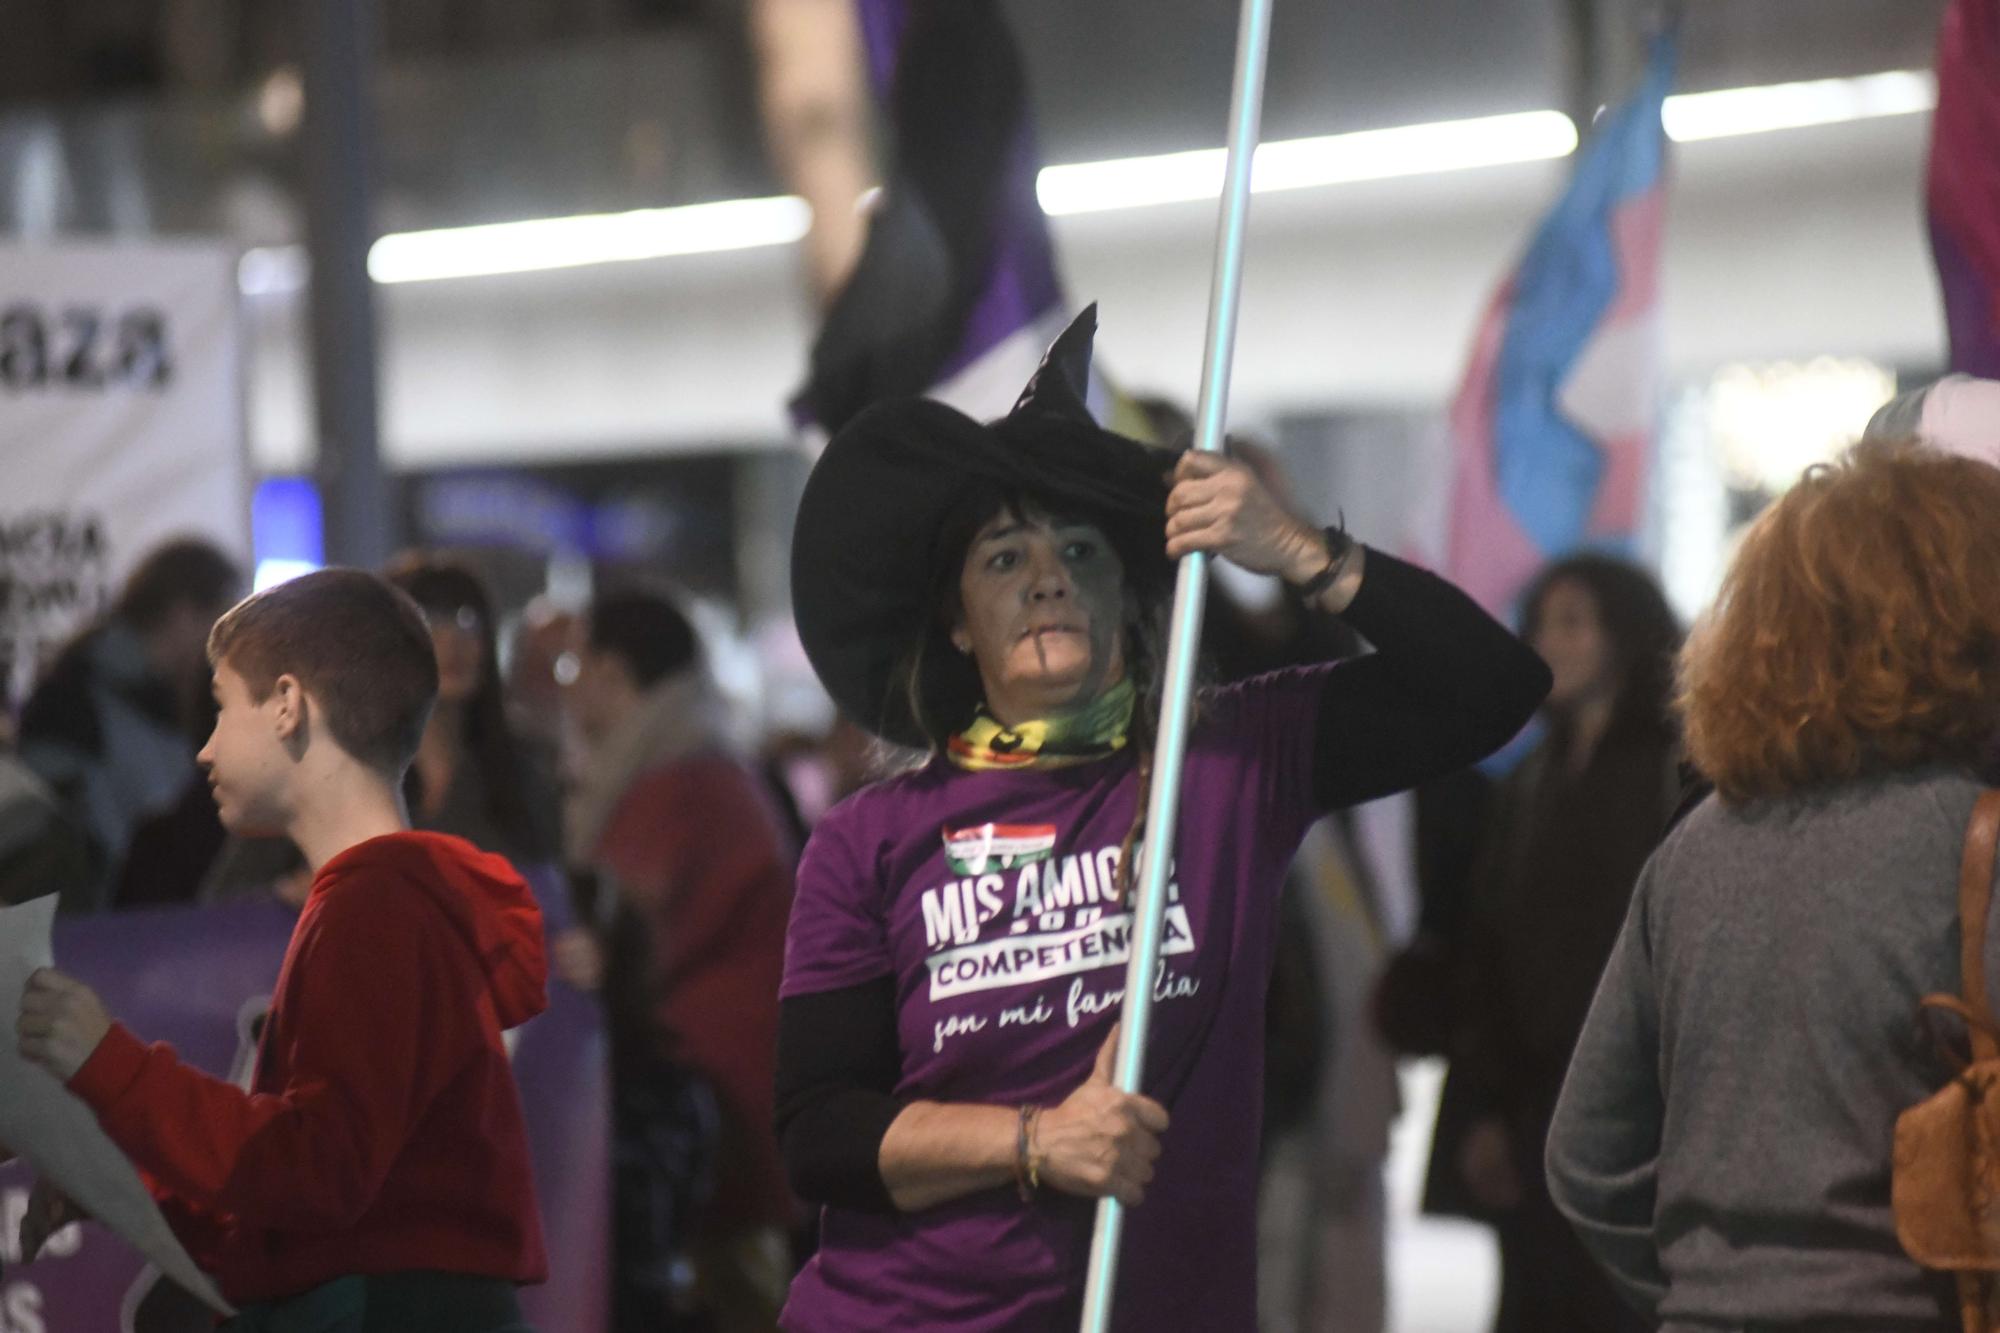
[776,548,1551,1211]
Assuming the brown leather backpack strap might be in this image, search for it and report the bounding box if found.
[1958,789,2000,1064]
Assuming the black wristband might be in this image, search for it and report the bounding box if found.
[1293,519,1353,600]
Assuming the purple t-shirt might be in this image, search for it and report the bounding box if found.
[779,663,1332,1331]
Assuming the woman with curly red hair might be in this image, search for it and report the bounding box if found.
[1546,439,2000,1331]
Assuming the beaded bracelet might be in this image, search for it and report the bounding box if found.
[1027,1108,1044,1193]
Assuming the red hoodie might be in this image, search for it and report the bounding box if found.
[67,831,550,1306]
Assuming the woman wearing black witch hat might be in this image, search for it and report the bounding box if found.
[775,307,1550,1330]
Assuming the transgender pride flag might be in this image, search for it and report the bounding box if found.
[1929,0,2000,378]
[1435,40,1675,617]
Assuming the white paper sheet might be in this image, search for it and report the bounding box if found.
[0,894,233,1314]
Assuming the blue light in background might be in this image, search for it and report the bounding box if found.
[252,477,325,590]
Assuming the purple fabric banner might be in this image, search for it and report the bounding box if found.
[0,899,609,1333]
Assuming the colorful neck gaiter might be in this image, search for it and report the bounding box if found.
[947,678,1136,772]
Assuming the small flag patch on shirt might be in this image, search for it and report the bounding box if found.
[942,823,1057,876]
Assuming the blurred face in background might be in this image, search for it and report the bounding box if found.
[558,622,640,750]
[421,601,486,708]
[159,596,237,684]
[1532,577,1615,712]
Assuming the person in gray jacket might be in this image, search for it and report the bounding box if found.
[1547,438,2000,1333]
[18,536,240,912]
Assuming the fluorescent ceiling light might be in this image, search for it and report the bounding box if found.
[367,194,812,284]
[1662,69,1935,142]
[244,196,813,294]
[1037,110,1580,216]
[233,67,1936,290]
[1036,68,1936,218]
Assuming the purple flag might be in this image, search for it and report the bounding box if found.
[793,0,1068,434]
[1930,0,2000,377]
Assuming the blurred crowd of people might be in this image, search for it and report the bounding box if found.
[2,372,1997,1333]
[0,542,827,1332]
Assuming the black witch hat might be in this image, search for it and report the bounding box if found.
[790,306,1176,747]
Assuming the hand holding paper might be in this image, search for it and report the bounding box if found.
[17,966,112,1081]
[0,894,231,1313]
[20,1178,89,1263]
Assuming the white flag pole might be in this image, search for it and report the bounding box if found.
[1076,0,1275,1325]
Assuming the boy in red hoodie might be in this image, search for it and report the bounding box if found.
[13,569,548,1329]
